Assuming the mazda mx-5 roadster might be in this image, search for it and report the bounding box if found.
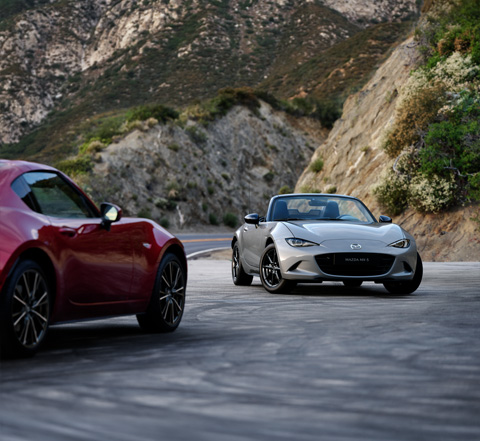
[0,160,187,358]
[231,193,422,294]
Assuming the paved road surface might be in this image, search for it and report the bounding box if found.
[176,233,232,257]
[1,261,480,441]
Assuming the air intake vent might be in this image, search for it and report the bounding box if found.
[315,253,395,276]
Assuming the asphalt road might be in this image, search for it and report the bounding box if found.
[1,261,480,441]
[176,233,232,257]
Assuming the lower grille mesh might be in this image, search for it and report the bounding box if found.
[315,253,395,276]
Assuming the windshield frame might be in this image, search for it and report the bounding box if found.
[266,194,377,224]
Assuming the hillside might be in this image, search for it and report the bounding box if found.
[296,0,480,261]
[81,99,322,230]
[0,0,418,160]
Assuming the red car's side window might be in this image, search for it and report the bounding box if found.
[12,172,97,219]
[11,175,40,212]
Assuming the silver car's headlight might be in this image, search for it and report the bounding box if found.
[286,238,318,247]
[388,239,410,248]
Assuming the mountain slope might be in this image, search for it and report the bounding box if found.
[82,100,320,229]
[0,0,419,154]
[295,34,480,261]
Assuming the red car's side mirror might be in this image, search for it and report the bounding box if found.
[100,202,122,231]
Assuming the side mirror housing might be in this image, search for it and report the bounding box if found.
[100,202,122,231]
[379,215,392,223]
[245,213,260,225]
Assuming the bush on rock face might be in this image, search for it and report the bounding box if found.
[376,0,480,215]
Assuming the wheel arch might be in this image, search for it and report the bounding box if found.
[9,248,57,305]
[265,237,274,248]
[162,243,187,278]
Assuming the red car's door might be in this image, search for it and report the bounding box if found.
[21,171,134,304]
[48,217,133,304]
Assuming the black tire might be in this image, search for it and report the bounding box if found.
[259,244,296,294]
[383,253,423,295]
[0,260,51,358]
[137,253,186,333]
[343,280,363,288]
[232,242,253,286]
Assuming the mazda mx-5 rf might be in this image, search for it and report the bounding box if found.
[232,193,422,295]
[0,160,187,358]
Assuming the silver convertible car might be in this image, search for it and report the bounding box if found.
[231,194,422,294]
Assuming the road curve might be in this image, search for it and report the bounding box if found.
[1,261,479,441]
[176,233,232,257]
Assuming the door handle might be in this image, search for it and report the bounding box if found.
[59,227,77,238]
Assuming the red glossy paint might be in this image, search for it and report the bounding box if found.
[0,160,186,325]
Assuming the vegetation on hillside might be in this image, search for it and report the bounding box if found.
[375,0,480,214]
[261,20,415,118]
[0,0,418,163]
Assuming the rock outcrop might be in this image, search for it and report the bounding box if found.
[296,37,480,261]
[0,0,419,144]
[86,101,321,229]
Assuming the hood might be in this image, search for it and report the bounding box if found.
[284,220,405,245]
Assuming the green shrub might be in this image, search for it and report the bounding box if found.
[137,208,152,219]
[278,185,292,194]
[208,87,260,117]
[263,171,274,182]
[209,213,219,225]
[409,174,457,213]
[168,143,180,152]
[274,97,341,129]
[373,173,410,216]
[55,156,93,176]
[309,157,324,173]
[160,218,170,228]
[186,125,207,144]
[126,104,178,123]
[376,0,480,214]
[384,84,446,156]
[223,212,238,228]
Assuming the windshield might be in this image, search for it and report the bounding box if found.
[269,195,376,223]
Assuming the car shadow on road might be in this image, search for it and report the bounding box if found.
[249,281,415,298]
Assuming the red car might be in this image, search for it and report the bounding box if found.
[0,160,187,358]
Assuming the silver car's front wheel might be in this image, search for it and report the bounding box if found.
[260,244,296,294]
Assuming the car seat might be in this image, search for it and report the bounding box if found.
[272,200,289,221]
[323,201,339,219]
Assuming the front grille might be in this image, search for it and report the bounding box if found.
[315,253,395,276]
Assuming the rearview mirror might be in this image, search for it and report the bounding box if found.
[379,215,392,223]
[100,202,122,231]
[245,213,260,225]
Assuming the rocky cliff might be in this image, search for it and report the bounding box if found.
[296,36,480,261]
[0,0,419,146]
[83,100,322,229]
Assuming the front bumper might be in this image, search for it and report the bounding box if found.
[277,238,418,282]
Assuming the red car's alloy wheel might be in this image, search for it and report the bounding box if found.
[137,253,186,333]
[1,260,51,357]
[159,259,185,327]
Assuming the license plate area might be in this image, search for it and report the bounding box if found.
[335,254,379,266]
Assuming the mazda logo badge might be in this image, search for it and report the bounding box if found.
[350,243,362,250]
